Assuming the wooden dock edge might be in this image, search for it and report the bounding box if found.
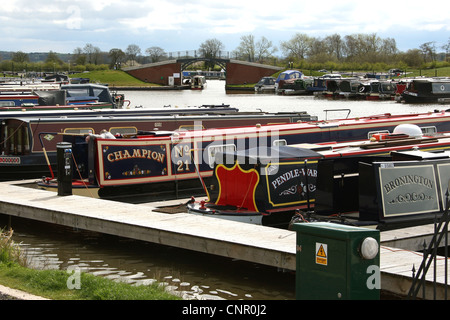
[1,180,449,299]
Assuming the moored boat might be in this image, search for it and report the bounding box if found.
[35,111,450,201]
[401,78,450,103]
[274,70,303,94]
[0,84,125,109]
[188,124,450,228]
[0,110,316,181]
[191,75,207,90]
[254,77,276,93]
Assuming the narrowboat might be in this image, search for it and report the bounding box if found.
[1,110,316,180]
[0,104,240,120]
[401,78,450,103]
[311,147,450,230]
[188,124,450,228]
[0,84,124,109]
[36,111,450,201]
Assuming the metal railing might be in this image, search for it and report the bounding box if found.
[167,50,233,60]
[408,189,450,300]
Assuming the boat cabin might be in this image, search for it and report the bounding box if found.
[313,149,450,229]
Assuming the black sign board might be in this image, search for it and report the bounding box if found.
[359,159,450,222]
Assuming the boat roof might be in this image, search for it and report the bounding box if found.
[218,146,323,163]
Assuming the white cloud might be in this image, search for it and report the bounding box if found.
[1,0,449,52]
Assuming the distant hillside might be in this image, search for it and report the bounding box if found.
[0,51,72,63]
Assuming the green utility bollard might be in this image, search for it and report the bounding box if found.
[292,222,380,300]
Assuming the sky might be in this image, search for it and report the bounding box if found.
[1,0,450,55]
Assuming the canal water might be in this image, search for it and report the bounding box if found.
[2,80,447,300]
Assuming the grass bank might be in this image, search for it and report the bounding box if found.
[69,70,161,87]
[0,229,181,300]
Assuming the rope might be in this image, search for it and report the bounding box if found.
[71,152,97,198]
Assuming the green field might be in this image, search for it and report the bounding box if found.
[70,70,160,87]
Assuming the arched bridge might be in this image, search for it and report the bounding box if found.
[123,51,282,86]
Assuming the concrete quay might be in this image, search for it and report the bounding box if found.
[0,180,449,299]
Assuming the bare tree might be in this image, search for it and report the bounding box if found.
[83,43,102,65]
[145,46,167,63]
[199,38,225,69]
[420,42,437,63]
[324,34,344,61]
[280,33,312,61]
[235,34,256,62]
[125,44,142,66]
[442,38,450,62]
[255,36,277,63]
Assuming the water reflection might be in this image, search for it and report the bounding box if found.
[1,215,295,300]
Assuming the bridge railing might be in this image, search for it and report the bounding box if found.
[166,50,234,60]
[146,50,275,65]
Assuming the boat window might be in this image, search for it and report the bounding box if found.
[273,139,287,146]
[0,101,15,107]
[64,128,94,134]
[179,124,205,131]
[207,144,236,168]
[1,120,30,155]
[421,126,437,136]
[367,130,389,139]
[66,88,89,97]
[109,127,137,136]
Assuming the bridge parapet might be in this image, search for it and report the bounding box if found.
[123,57,283,86]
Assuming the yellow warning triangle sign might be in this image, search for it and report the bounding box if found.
[317,244,327,258]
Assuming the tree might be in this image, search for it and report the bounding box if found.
[125,44,141,66]
[235,34,256,62]
[145,46,166,63]
[199,38,225,69]
[45,51,64,65]
[72,47,86,65]
[109,48,126,69]
[420,42,437,63]
[442,38,450,62]
[280,33,312,61]
[255,36,277,63]
[324,34,344,61]
[11,51,29,63]
[83,43,102,65]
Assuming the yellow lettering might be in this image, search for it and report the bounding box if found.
[132,149,141,158]
[157,153,165,163]
[107,153,114,162]
[114,151,123,160]
[174,145,183,158]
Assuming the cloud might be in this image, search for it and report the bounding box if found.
[1,0,449,53]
